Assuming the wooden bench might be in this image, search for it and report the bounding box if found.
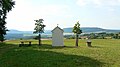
[19,41,32,47]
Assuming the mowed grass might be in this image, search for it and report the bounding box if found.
[0,39,120,67]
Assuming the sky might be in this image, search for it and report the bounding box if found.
[6,0,120,31]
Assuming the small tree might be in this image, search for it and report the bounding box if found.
[72,21,82,47]
[33,19,45,46]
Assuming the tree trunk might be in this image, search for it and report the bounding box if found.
[38,33,41,46]
[0,34,4,42]
[75,34,79,47]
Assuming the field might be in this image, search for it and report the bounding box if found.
[0,39,120,67]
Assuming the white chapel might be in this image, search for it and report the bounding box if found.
[51,26,64,46]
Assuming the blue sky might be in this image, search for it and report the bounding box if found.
[6,0,120,31]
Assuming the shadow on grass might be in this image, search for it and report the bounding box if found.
[0,42,18,59]
[90,46,103,48]
[30,44,103,49]
[30,44,79,49]
[0,42,17,50]
[0,48,105,67]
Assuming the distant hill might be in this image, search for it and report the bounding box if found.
[63,27,120,33]
[7,27,120,34]
[5,29,51,40]
[5,27,120,40]
[7,29,33,34]
[7,29,51,34]
[7,29,22,33]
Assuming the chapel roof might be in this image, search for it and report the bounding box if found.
[51,26,64,32]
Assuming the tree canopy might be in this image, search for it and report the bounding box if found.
[72,21,82,34]
[33,19,46,34]
[0,0,15,42]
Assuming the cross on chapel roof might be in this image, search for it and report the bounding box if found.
[51,25,64,32]
[57,24,59,26]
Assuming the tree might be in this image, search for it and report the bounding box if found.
[0,0,15,42]
[33,19,45,46]
[113,33,119,39]
[90,33,96,39]
[72,21,82,47]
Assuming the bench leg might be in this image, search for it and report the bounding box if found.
[19,42,24,47]
[19,44,22,47]
[28,42,31,46]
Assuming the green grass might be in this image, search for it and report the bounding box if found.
[0,39,120,67]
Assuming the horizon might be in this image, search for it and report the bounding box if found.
[6,0,120,31]
[8,26,120,31]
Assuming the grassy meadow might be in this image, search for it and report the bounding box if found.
[0,39,120,67]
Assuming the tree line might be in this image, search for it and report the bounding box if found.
[87,32,120,39]
[65,32,120,39]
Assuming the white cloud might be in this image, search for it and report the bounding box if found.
[76,0,87,7]
[77,0,120,7]
[76,0,120,14]
[109,8,115,12]
[92,0,102,6]
[106,0,117,6]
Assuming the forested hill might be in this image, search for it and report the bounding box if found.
[7,27,120,34]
